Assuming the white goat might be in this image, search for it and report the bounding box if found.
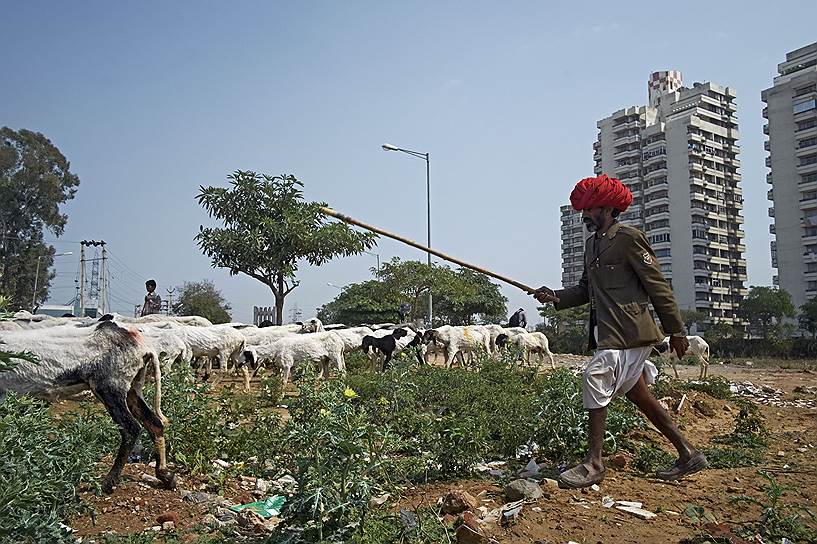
[497,331,555,369]
[424,325,491,369]
[654,335,711,379]
[268,331,346,386]
[0,320,176,493]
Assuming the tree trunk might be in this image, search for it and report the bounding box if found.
[275,274,285,325]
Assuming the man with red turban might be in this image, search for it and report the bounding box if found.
[533,174,706,488]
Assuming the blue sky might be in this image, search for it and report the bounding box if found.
[4,1,815,323]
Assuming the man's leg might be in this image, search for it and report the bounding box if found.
[625,374,707,479]
[558,407,607,488]
[625,374,695,459]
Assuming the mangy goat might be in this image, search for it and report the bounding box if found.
[0,321,176,493]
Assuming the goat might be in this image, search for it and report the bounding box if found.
[422,325,491,369]
[268,331,346,387]
[361,328,420,371]
[496,331,555,369]
[0,321,176,493]
[652,335,711,379]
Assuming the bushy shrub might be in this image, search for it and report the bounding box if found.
[0,393,117,543]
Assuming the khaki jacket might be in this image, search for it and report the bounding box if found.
[555,222,684,351]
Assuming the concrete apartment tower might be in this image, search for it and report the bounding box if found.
[561,71,747,326]
[762,41,817,313]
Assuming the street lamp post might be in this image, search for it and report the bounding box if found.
[32,251,73,311]
[363,250,381,272]
[382,143,433,326]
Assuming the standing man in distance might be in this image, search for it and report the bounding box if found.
[533,174,707,488]
[508,307,527,329]
[141,279,163,316]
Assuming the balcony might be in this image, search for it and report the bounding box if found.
[764,140,770,151]
[768,206,775,217]
[762,107,768,119]
[767,173,773,184]
[767,189,774,201]
[770,223,776,234]
[766,156,772,168]
[613,133,640,145]
[764,124,769,135]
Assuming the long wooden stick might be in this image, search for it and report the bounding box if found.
[320,206,538,294]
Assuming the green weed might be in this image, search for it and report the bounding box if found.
[732,471,817,542]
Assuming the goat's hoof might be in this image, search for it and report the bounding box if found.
[101,477,118,494]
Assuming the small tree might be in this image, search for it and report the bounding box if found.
[316,258,507,326]
[680,309,706,332]
[317,280,401,325]
[537,304,589,354]
[172,280,232,324]
[739,286,796,339]
[196,172,377,324]
[799,298,817,338]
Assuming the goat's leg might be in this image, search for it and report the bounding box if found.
[548,349,556,370]
[126,386,177,490]
[382,350,393,372]
[93,383,141,493]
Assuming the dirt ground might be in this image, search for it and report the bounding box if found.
[67,358,817,543]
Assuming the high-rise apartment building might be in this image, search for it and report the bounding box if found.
[762,41,817,312]
[561,71,747,326]
[560,204,588,287]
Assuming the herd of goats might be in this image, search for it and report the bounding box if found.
[0,311,711,493]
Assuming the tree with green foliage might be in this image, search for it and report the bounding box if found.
[433,267,508,325]
[680,309,707,332]
[0,128,80,310]
[171,279,232,324]
[536,304,590,354]
[195,172,377,324]
[317,258,507,326]
[739,286,796,339]
[799,298,817,339]
[318,280,400,325]
[705,321,744,342]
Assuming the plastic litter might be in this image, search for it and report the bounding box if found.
[229,495,286,519]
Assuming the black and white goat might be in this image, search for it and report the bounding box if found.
[0,320,177,493]
[361,328,422,370]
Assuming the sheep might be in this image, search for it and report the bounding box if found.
[140,327,192,371]
[423,325,491,369]
[330,326,375,354]
[268,331,346,387]
[496,331,555,369]
[299,317,325,333]
[361,328,423,370]
[653,335,711,379]
[163,324,253,385]
[0,320,176,493]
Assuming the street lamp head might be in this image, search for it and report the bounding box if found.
[382,143,399,152]
[56,252,73,257]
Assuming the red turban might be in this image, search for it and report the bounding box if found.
[569,174,633,212]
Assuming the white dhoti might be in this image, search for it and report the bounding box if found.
[583,327,658,409]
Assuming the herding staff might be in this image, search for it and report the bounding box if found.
[320,206,557,301]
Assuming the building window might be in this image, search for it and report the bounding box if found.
[799,137,817,149]
[802,155,817,167]
[802,172,817,184]
[797,119,817,132]
[794,84,817,97]
[655,248,671,258]
[794,99,817,115]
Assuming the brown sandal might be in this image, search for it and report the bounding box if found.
[558,464,607,489]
